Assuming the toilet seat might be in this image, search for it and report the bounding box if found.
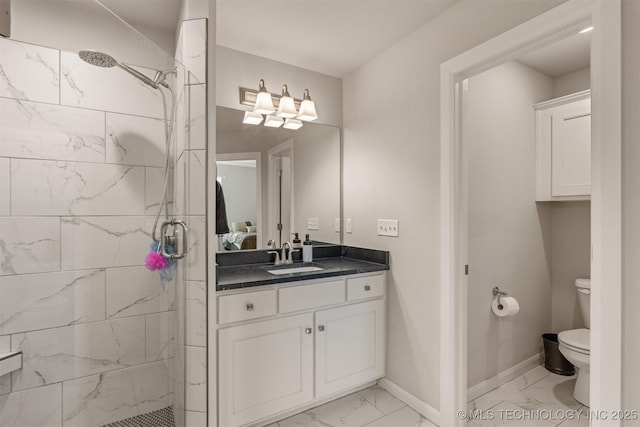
[558,328,590,355]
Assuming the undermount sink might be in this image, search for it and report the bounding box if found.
[267,266,324,275]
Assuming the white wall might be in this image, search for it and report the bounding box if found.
[216,46,343,127]
[217,163,258,225]
[342,0,565,408]
[621,0,640,421]
[550,202,591,332]
[10,0,175,70]
[465,61,553,388]
[553,66,590,98]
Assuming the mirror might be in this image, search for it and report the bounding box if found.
[216,106,341,251]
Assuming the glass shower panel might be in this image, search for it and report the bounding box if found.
[0,1,186,425]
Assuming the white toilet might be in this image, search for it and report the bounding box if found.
[558,278,591,406]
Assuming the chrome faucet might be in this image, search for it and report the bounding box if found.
[267,250,283,266]
[281,242,291,264]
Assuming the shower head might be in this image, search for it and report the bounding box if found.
[79,50,117,68]
[78,49,169,90]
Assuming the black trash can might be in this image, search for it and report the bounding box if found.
[542,333,575,375]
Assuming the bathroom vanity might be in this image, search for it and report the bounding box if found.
[215,246,389,427]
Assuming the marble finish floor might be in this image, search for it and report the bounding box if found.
[269,385,437,427]
[268,366,587,427]
[467,365,589,426]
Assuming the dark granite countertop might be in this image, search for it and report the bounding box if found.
[216,245,389,291]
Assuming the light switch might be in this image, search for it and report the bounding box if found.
[334,218,340,232]
[307,217,319,230]
[346,218,352,234]
[377,219,399,237]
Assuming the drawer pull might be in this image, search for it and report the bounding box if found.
[246,303,254,311]
[305,328,312,335]
[364,285,371,291]
[318,325,325,332]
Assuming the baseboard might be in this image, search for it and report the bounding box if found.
[466,352,544,402]
[377,378,440,426]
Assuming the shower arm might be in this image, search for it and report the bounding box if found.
[116,62,169,89]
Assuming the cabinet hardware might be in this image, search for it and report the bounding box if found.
[318,325,325,332]
[246,303,254,311]
[305,328,312,334]
[364,285,371,291]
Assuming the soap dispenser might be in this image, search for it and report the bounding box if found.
[303,234,313,263]
[292,233,302,249]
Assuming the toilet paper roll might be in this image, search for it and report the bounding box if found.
[491,296,520,317]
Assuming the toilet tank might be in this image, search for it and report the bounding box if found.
[575,278,591,328]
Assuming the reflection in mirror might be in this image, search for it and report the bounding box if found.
[216,106,341,251]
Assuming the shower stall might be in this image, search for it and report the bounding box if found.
[0,1,209,425]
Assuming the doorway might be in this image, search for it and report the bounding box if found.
[439,1,621,425]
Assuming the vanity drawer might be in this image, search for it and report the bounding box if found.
[279,280,345,313]
[347,274,385,301]
[219,289,277,325]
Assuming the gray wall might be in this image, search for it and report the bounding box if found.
[342,0,565,408]
[217,163,258,226]
[466,61,553,388]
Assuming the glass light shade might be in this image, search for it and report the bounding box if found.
[283,118,303,130]
[264,115,284,128]
[277,96,298,118]
[297,99,318,121]
[254,91,275,114]
[242,111,263,125]
[253,79,275,114]
[297,89,318,121]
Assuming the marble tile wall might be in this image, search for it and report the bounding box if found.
[173,17,209,427]
[0,37,179,425]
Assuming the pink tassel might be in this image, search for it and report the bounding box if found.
[145,251,167,271]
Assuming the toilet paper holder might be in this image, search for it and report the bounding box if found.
[492,286,508,309]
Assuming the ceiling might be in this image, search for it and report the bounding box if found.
[100,0,590,80]
[216,0,457,77]
[517,30,591,77]
[98,0,182,36]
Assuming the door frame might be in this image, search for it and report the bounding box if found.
[267,140,295,247]
[439,1,621,426]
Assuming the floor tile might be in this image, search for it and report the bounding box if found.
[362,406,437,427]
[555,406,589,427]
[468,401,556,426]
[504,366,550,392]
[358,386,406,415]
[509,373,582,413]
[278,393,384,427]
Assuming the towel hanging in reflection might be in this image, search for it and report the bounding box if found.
[216,181,230,235]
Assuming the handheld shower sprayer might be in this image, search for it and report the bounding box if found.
[78,50,173,89]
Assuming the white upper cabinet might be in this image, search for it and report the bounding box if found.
[535,90,591,201]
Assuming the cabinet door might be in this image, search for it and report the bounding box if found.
[219,313,314,427]
[315,299,385,398]
[551,100,591,197]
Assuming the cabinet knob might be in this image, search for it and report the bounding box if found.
[364,285,371,291]
[246,303,254,311]
[318,325,325,332]
[305,328,312,335]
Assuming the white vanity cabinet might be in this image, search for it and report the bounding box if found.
[217,272,386,427]
[535,90,591,201]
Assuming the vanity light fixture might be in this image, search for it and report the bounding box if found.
[264,115,284,128]
[277,84,298,118]
[242,111,264,125]
[239,80,319,129]
[283,118,303,130]
[297,89,318,122]
[253,79,276,114]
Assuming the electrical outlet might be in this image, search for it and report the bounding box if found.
[346,218,352,234]
[334,218,340,232]
[377,219,399,237]
[307,217,319,230]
